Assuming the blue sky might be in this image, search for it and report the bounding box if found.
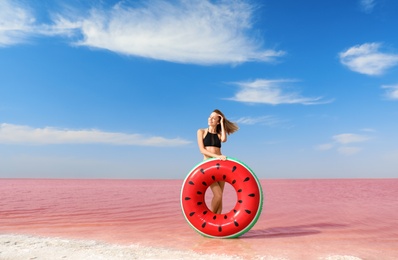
[1,0,398,179]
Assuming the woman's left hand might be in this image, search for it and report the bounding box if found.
[218,115,224,124]
[218,155,227,160]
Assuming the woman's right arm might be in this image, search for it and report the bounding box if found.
[197,129,226,160]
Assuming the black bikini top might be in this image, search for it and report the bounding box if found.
[203,129,221,148]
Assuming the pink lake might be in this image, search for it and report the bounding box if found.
[0,178,397,259]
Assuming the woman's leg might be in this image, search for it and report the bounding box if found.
[210,181,225,214]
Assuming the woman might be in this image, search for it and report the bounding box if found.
[197,109,239,214]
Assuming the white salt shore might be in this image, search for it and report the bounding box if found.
[0,234,242,260]
[0,234,363,260]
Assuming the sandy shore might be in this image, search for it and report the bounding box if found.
[0,234,364,260]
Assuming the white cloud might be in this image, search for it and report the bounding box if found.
[333,133,370,144]
[50,0,284,65]
[315,143,334,151]
[0,0,284,64]
[337,146,362,155]
[382,84,398,100]
[227,79,330,105]
[359,0,376,13]
[316,133,371,156]
[236,115,283,126]
[0,0,36,46]
[0,123,190,146]
[339,42,398,76]
[360,128,376,132]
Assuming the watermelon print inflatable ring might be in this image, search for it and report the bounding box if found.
[180,157,263,238]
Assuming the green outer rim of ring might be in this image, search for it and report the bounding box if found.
[180,157,264,239]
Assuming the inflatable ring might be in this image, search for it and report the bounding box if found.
[180,157,263,238]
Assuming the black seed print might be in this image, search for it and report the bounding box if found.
[197,202,203,205]
[212,176,216,181]
[213,215,217,220]
[232,166,237,172]
[244,177,250,182]
[238,200,243,203]
[224,215,227,219]
[233,209,237,213]
[218,226,222,232]
[188,181,194,185]
[202,181,207,186]
[234,221,239,227]
[185,197,191,200]
[216,163,220,169]
[202,222,206,228]
[200,169,205,174]
[248,193,255,197]
[197,191,202,195]
[232,180,236,184]
[245,209,252,214]
[189,212,195,216]
[223,175,226,180]
[238,189,242,192]
[203,211,208,215]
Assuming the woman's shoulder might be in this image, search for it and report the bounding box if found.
[197,128,207,134]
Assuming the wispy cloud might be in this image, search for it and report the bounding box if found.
[382,84,398,100]
[236,115,286,127]
[316,132,371,155]
[1,0,284,64]
[0,123,190,146]
[337,146,362,156]
[359,0,376,13]
[315,143,334,151]
[333,133,370,144]
[226,79,331,105]
[360,128,376,132]
[339,42,398,76]
[0,0,36,46]
[46,0,284,65]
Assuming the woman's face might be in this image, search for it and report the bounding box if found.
[208,112,220,126]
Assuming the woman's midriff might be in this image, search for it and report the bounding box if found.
[203,147,221,160]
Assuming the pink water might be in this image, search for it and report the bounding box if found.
[1,179,397,259]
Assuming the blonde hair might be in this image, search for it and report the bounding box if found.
[213,109,239,135]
